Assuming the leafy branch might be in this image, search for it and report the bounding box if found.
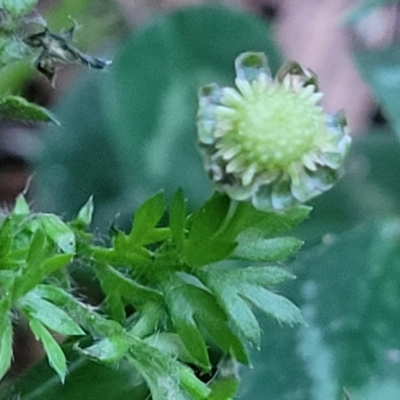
[0,190,307,400]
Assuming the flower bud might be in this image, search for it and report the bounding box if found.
[197,52,351,211]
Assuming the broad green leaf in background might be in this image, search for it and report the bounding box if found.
[0,95,60,124]
[33,5,281,226]
[240,219,400,399]
[293,131,400,245]
[294,220,400,393]
[106,5,282,207]
[354,46,400,141]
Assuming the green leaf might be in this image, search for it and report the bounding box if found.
[94,263,163,321]
[184,194,308,265]
[179,366,211,400]
[13,251,72,301]
[26,228,48,267]
[209,378,239,400]
[80,335,131,363]
[127,336,202,400]
[110,193,170,258]
[0,217,12,261]
[18,291,85,336]
[2,0,38,16]
[185,239,237,267]
[144,332,198,365]
[10,358,148,400]
[97,273,124,323]
[166,293,209,368]
[129,303,165,339]
[163,275,248,369]
[36,214,76,254]
[124,192,168,246]
[72,196,94,229]
[12,229,54,299]
[184,194,237,265]
[170,189,186,252]
[3,353,149,400]
[0,316,12,381]
[0,291,12,333]
[29,319,67,383]
[40,253,73,274]
[232,234,303,262]
[201,266,304,345]
[13,195,30,216]
[220,202,311,242]
[0,95,60,124]
[32,285,124,339]
[187,193,230,241]
[341,0,397,25]
[92,246,152,267]
[353,45,400,141]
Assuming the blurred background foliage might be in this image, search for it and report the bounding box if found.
[1,0,400,399]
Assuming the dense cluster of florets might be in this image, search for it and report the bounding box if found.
[197,52,351,210]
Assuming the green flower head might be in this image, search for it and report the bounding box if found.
[197,52,351,211]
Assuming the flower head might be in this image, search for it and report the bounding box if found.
[197,52,351,211]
